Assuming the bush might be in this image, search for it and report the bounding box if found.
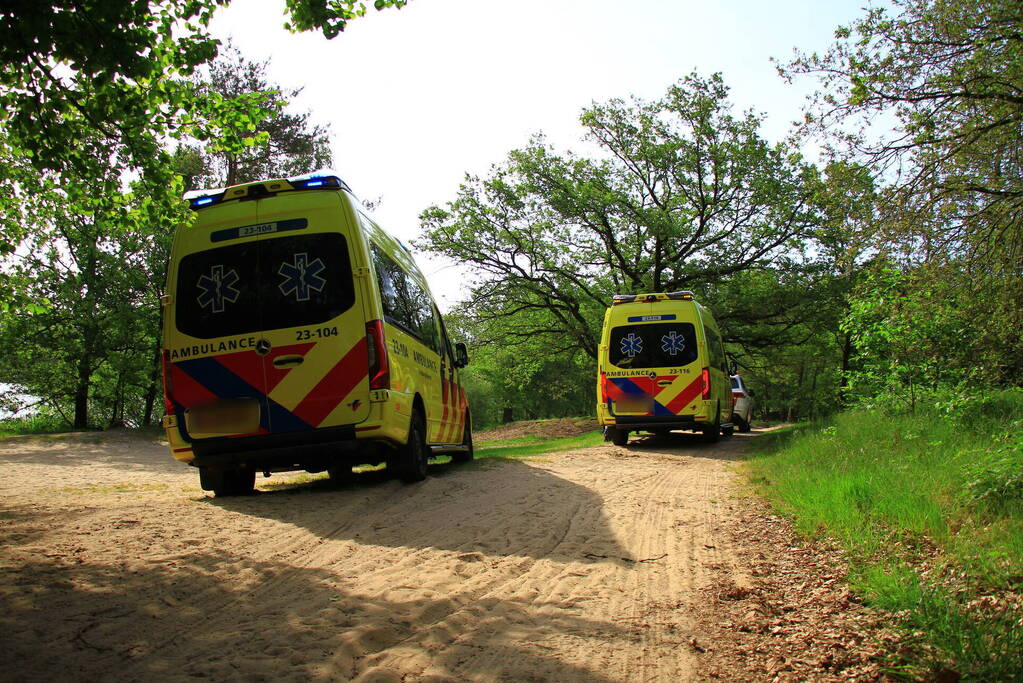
[963,425,1023,508]
[0,411,72,435]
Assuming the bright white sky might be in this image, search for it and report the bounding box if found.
[210,0,873,310]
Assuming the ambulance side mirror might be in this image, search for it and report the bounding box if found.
[454,342,470,368]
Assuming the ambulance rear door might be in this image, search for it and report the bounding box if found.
[252,191,372,434]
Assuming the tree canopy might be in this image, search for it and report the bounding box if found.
[419,74,828,361]
[785,0,1023,264]
[785,0,1023,393]
[0,0,408,175]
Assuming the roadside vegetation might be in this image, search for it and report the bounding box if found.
[0,414,76,437]
[747,390,1023,679]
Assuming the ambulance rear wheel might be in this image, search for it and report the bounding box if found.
[610,427,629,447]
[701,406,721,443]
[701,424,721,443]
[451,415,473,463]
[392,411,428,483]
[213,468,255,497]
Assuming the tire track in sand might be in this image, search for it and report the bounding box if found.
[2,430,764,682]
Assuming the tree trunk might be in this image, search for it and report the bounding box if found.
[225,154,238,187]
[73,356,91,430]
[502,408,514,424]
[142,344,162,426]
[108,370,126,429]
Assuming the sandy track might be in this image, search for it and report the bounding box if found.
[0,429,881,682]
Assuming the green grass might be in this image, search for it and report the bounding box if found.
[475,430,604,461]
[745,390,1023,680]
[476,434,550,447]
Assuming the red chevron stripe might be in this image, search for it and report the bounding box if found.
[448,383,462,442]
[208,350,263,394]
[290,337,368,427]
[665,374,705,414]
[438,377,451,441]
[169,364,218,408]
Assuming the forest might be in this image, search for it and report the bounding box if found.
[0,0,1020,431]
[2,1,1022,677]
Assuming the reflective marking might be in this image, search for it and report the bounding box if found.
[291,338,369,427]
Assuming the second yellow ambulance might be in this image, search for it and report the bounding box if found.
[596,291,732,445]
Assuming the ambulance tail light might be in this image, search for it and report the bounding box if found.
[161,349,174,415]
[600,372,608,401]
[366,320,390,390]
[701,367,711,400]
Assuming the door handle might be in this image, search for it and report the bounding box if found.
[273,355,304,368]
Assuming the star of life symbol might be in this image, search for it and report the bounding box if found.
[196,265,240,314]
[661,330,686,356]
[620,332,644,358]
[278,253,327,301]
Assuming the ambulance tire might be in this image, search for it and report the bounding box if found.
[701,404,721,443]
[393,411,429,483]
[213,468,255,497]
[610,427,629,447]
[701,423,721,443]
[451,415,474,463]
[722,423,734,437]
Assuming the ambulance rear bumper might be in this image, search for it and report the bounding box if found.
[188,425,371,470]
[610,415,700,431]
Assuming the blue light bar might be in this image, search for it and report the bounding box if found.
[188,194,224,210]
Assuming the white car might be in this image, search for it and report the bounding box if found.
[730,374,754,432]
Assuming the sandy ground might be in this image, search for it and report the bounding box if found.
[0,427,887,682]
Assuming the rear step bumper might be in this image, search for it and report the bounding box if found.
[431,444,469,455]
[190,425,362,469]
[612,416,734,431]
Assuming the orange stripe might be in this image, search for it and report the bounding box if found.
[291,338,368,427]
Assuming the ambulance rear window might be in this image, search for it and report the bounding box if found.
[176,232,355,339]
[609,322,698,368]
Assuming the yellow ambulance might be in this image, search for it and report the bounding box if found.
[161,171,472,495]
[596,291,733,446]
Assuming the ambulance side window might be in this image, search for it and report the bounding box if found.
[704,324,728,372]
[437,312,455,360]
[371,243,438,352]
[417,302,440,353]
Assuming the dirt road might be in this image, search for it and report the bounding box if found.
[0,429,884,682]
